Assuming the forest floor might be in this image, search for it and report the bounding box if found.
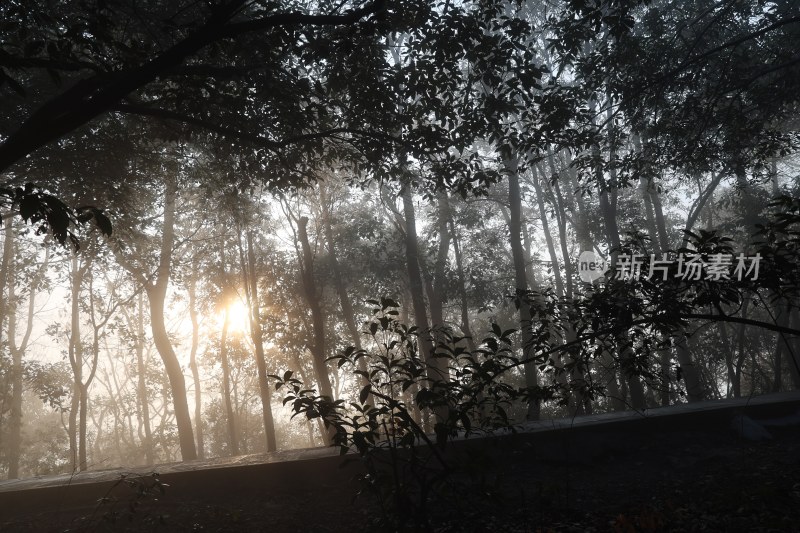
[2,424,798,532]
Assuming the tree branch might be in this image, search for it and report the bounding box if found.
[112,102,407,151]
[0,0,384,175]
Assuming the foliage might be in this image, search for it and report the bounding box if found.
[272,297,535,528]
[0,183,111,248]
[75,472,171,530]
[23,360,70,411]
[271,192,800,521]
[1,0,800,497]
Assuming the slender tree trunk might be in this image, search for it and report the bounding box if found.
[0,219,8,464]
[297,216,335,445]
[0,216,12,352]
[642,145,707,404]
[505,155,541,421]
[430,191,453,370]
[400,187,438,370]
[5,222,22,478]
[219,307,239,456]
[718,320,738,398]
[144,174,197,461]
[78,383,89,470]
[134,293,155,464]
[400,185,450,436]
[78,266,104,472]
[594,113,647,410]
[401,186,451,389]
[788,308,800,389]
[531,166,565,297]
[732,298,750,395]
[318,182,367,385]
[244,231,277,452]
[564,151,593,254]
[449,219,476,352]
[67,254,85,471]
[548,150,592,414]
[567,148,624,411]
[529,164,576,413]
[770,301,794,392]
[636,172,671,406]
[546,152,575,298]
[187,271,204,459]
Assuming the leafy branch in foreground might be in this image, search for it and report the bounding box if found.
[271,297,546,529]
[0,182,111,248]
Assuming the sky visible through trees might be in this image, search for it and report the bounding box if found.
[0,0,799,515]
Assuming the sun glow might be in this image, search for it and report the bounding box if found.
[219,298,250,335]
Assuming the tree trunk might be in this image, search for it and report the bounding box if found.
[400,187,435,361]
[297,216,335,445]
[187,271,204,459]
[449,219,476,352]
[636,172,672,406]
[529,164,576,413]
[531,165,565,298]
[67,254,85,471]
[318,182,367,385]
[245,231,277,452]
[595,116,647,410]
[134,293,155,464]
[400,185,450,436]
[78,265,105,472]
[0,217,9,466]
[0,216,13,355]
[548,150,592,414]
[145,174,197,461]
[545,153,575,298]
[5,221,21,478]
[718,320,738,398]
[770,300,794,392]
[505,155,541,421]
[219,307,239,456]
[430,191,453,369]
[787,308,800,390]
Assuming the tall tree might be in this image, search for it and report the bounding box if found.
[114,170,197,460]
[242,230,278,453]
[296,215,335,445]
[504,155,541,421]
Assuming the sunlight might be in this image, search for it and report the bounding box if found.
[219,298,250,335]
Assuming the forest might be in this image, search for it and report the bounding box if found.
[1,0,800,528]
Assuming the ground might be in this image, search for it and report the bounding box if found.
[3,392,800,533]
[1,423,798,532]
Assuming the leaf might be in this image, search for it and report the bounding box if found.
[359,384,372,404]
[381,297,400,308]
[460,413,471,433]
[18,194,39,221]
[76,206,112,236]
[93,210,112,236]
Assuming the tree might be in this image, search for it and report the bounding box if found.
[113,166,197,460]
[0,1,386,175]
[295,214,336,444]
[504,155,542,420]
[241,230,278,452]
